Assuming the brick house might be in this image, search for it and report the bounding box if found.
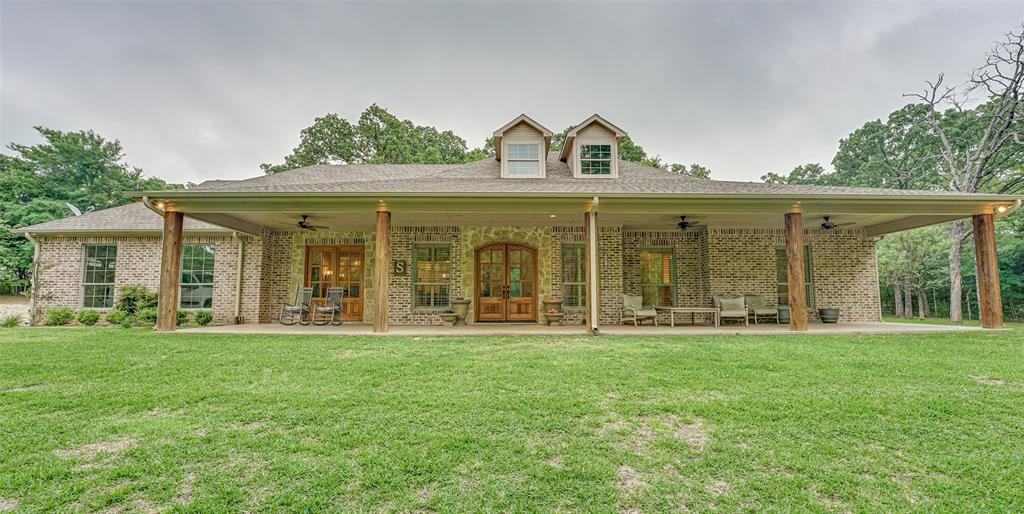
[17,114,1020,331]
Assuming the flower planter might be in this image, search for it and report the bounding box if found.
[439,312,459,327]
[542,298,563,314]
[818,308,840,324]
[544,313,564,326]
[449,299,471,325]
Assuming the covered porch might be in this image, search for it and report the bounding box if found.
[138,192,1016,333]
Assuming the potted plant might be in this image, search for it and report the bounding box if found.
[818,308,840,323]
[777,305,791,324]
[544,308,564,326]
[542,296,563,313]
[449,298,471,325]
[439,310,459,327]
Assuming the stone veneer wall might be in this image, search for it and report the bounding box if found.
[33,234,242,325]
[458,226,553,323]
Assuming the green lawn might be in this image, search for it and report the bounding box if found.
[1,328,1022,512]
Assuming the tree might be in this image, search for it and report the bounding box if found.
[831,103,944,190]
[906,24,1024,323]
[0,127,178,293]
[761,163,829,185]
[261,105,486,173]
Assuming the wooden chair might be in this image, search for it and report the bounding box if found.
[312,287,346,325]
[280,287,313,325]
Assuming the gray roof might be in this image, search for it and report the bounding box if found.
[15,202,228,234]
[180,154,986,197]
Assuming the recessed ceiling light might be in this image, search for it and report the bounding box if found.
[997,206,1008,213]
[549,214,557,218]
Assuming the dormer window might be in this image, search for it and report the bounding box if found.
[580,144,612,175]
[506,143,541,177]
[559,115,627,179]
[492,114,553,179]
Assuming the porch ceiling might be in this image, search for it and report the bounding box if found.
[150,194,1019,237]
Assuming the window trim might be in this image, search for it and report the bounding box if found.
[81,244,117,309]
[504,142,542,178]
[179,244,215,310]
[579,143,614,176]
[639,247,675,307]
[775,245,814,309]
[412,243,451,310]
[561,243,585,309]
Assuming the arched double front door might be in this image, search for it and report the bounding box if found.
[475,243,537,322]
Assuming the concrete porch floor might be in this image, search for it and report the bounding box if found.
[182,321,983,336]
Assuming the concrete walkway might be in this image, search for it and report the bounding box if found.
[183,321,982,336]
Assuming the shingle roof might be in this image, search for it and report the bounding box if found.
[180,155,982,197]
[15,202,228,233]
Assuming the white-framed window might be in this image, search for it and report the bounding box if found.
[180,244,215,309]
[580,144,612,175]
[82,245,117,308]
[413,244,450,309]
[506,143,541,177]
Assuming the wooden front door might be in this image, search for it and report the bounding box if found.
[475,243,537,322]
[305,245,363,321]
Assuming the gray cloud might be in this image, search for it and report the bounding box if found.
[2,0,1022,183]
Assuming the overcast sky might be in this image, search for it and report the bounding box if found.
[2,1,1022,184]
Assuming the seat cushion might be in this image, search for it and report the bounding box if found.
[636,309,657,317]
[753,308,778,315]
[720,297,745,312]
[720,310,747,318]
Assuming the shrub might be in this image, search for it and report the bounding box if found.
[119,314,135,329]
[137,307,158,325]
[44,307,74,326]
[77,309,101,326]
[116,284,158,315]
[194,310,213,326]
[104,309,128,325]
[2,314,20,328]
[176,310,190,326]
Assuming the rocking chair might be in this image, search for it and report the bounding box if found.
[280,287,313,325]
[312,287,346,325]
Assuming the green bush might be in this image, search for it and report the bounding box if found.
[194,310,213,326]
[2,314,20,328]
[116,284,158,315]
[137,307,158,325]
[77,309,101,326]
[176,310,190,326]
[44,307,74,326]
[119,314,135,329]
[104,309,128,325]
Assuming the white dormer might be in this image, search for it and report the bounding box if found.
[559,114,627,178]
[493,114,552,178]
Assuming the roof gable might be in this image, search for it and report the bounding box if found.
[560,114,627,162]
[493,114,553,161]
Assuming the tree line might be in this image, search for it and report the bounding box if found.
[762,24,1024,322]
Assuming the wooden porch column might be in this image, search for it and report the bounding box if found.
[785,209,808,332]
[156,211,184,332]
[373,202,391,333]
[584,198,600,334]
[972,213,1003,329]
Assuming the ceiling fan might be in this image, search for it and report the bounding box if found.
[296,215,328,231]
[820,216,855,230]
[677,215,702,230]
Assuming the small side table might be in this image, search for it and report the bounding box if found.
[653,307,720,328]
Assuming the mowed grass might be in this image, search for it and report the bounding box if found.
[1,328,1022,512]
